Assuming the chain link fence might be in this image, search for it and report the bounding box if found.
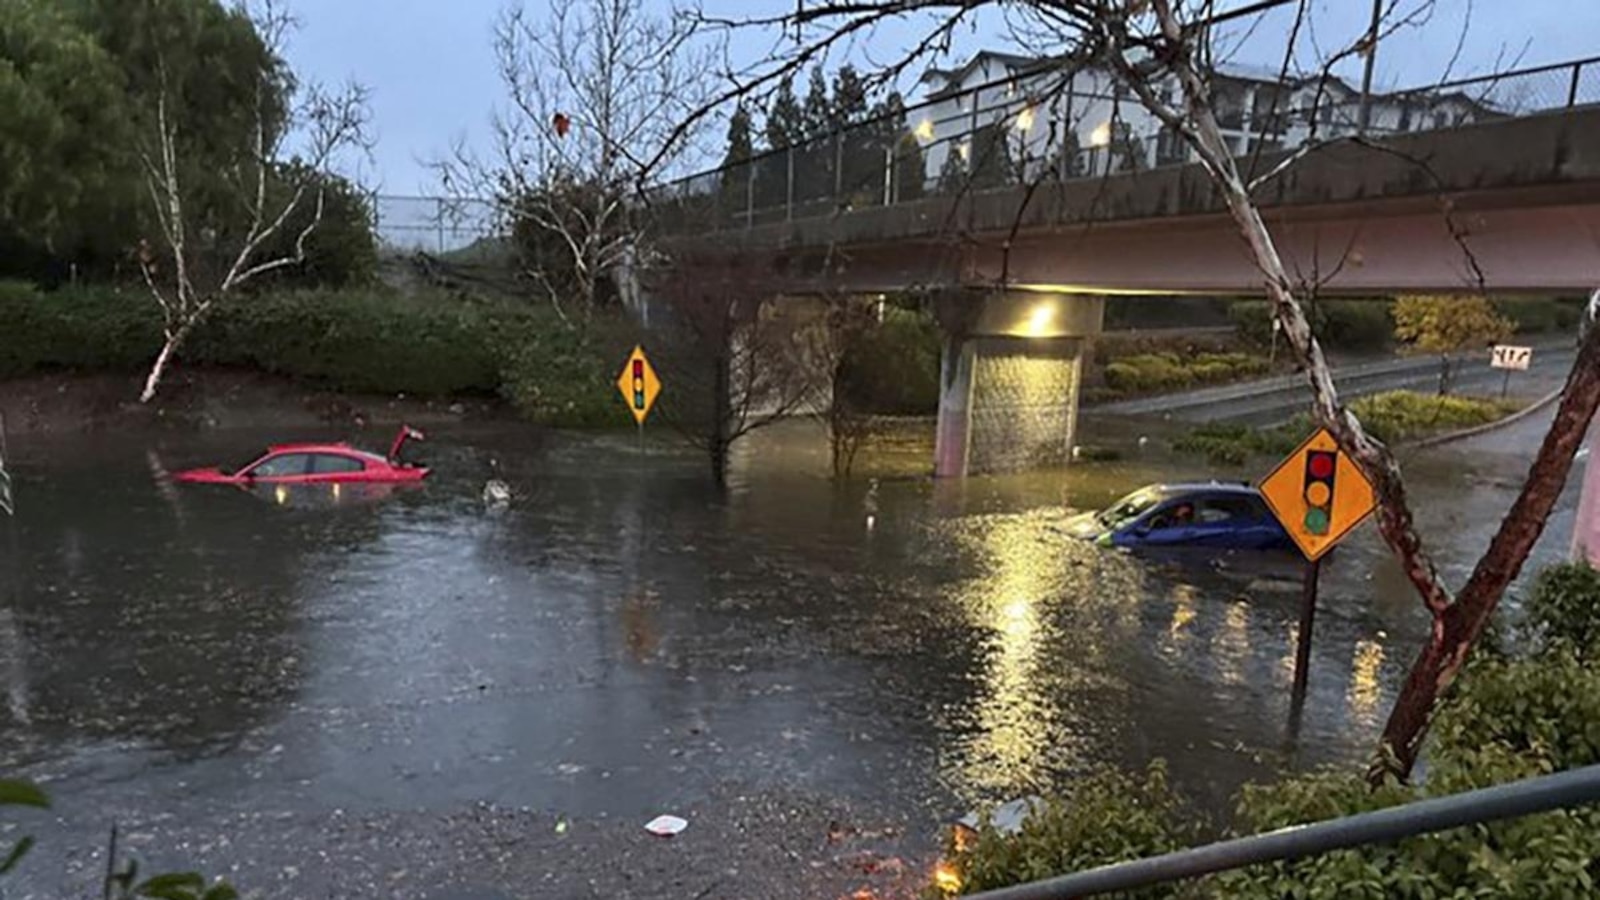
[370,195,501,255]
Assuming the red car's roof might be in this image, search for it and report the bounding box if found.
[266,442,356,454]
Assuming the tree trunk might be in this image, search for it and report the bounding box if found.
[709,351,732,488]
[1438,354,1453,396]
[1372,323,1600,783]
[138,326,191,404]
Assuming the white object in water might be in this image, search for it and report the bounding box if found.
[483,479,512,505]
[1138,436,1150,450]
[643,814,688,837]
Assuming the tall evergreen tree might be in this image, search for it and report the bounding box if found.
[764,76,803,151]
[719,103,755,220]
[758,77,803,207]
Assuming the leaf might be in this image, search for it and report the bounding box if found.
[0,836,36,875]
[201,884,239,900]
[0,780,50,809]
[136,872,206,899]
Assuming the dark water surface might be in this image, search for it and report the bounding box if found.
[0,417,1582,894]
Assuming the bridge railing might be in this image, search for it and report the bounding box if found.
[645,54,1600,237]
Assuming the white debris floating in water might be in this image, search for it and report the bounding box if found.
[483,479,512,506]
[643,814,688,837]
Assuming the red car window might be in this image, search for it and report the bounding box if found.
[311,453,365,475]
[247,453,313,478]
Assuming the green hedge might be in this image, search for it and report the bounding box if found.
[0,280,628,426]
[1103,352,1269,394]
[1493,297,1586,335]
[838,306,941,415]
[1173,391,1518,464]
[1229,299,1393,351]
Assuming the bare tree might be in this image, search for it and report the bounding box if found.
[134,3,368,403]
[810,295,884,479]
[675,0,1600,784]
[649,250,821,486]
[442,0,713,323]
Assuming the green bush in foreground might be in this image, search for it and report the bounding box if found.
[944,563,1600,898]
[946,762,1200,899]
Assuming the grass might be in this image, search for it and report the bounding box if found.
[1173,390,1523,465]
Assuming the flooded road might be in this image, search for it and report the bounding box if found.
[0,416,1584,897]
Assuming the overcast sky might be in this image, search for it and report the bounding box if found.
[279,0,1600,195]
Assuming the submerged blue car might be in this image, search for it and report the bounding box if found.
[1062,482,1295,551]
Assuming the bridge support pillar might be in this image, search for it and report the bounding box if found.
[933,291,1105,478]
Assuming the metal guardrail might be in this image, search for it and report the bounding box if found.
[965,763,1600,899]
[648,54,1600,236]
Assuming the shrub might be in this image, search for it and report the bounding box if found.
[1320,300,1394,350]
[0,280,162,375]
[1519,563,1600,660]
[0,281,637,426]
[1347,391,1516,444]
[838,307,940,415]
[1228,299,1393,351]
[189,289,503,396]
[1494,297,1586,335]
[1172,423,1300,466]
[945,762,1198,897]
[493,310,630,427]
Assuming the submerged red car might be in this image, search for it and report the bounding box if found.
[175,426,429,485]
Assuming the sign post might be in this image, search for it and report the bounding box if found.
[615,346,663,450]
[1259,428,1379,705]
[1490,344,1533,398]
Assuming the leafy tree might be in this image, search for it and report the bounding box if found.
[1393,295,1514,394]
[0,0,137,281]
[255,165,376,289]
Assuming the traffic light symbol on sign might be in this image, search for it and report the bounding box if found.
[632,360,645,410]
[1303,450,1337,535]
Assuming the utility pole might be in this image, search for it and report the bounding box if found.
[1357,0,1381,135]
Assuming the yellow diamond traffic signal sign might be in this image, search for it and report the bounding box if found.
[1258,427,1377,561]
[616,345,662,425]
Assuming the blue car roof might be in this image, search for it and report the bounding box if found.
[1151,482,1260,497]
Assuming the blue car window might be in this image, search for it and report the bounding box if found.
[1198,496,1258,523]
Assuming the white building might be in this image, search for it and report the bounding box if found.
[909,51,1501,191]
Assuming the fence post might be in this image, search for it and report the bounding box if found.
[1569,61,1584,108]
[833,131,844,205]
[883,145,894,205]
[786,146,795,221]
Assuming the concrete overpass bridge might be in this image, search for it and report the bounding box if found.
[649,58,1600,476]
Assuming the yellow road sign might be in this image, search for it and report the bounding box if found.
[616,345,662,425]
[1258,427,1377,561]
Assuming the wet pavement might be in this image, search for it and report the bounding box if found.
[0,414,1586,898]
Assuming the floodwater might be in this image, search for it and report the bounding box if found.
[0,415,1584,896]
